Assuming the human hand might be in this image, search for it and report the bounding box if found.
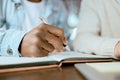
[115,41,120,58]
[19,23,67,57]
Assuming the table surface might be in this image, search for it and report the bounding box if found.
[0,64,86,80]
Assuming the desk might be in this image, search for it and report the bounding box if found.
[0,64,86,80]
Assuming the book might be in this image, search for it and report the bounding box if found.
[0,51,112,73]
[74,62,120,80]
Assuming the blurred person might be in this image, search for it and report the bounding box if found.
[74,0,120,58]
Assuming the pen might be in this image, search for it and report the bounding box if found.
[39,17,70,51]
[39,17,47,24]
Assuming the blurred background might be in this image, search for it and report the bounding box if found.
[44,0,81,40]
[44,0,81,50]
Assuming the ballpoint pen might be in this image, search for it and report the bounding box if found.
[39,17,70,51]
[39,17,47,24]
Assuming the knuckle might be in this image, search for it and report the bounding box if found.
[54,39,62,47]
[40,23,47,28]
[49,48,54,52]
[44,42,54,52]
[59,29,64,36]
[48,46,54,52]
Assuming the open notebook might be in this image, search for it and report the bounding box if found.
[0,51,112,73]
[75,62,120,80]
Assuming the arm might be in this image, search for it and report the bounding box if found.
[73,0,120,57]
[0,0,67,57]
[0,0,26,57]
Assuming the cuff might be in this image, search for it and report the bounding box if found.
[1,29,26,57]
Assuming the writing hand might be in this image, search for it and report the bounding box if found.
[19,23,67,57]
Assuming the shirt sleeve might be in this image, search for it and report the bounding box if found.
[0,29,26,57]
[73,0,120,57]
[0,0,26,57]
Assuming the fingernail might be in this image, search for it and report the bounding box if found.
[63,44,66,47]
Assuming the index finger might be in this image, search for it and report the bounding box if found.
[46,24,68,46]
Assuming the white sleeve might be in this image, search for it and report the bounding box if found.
[73,0,120,56]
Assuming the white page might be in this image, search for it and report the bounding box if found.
[49,51,111,61]
[0,56,57,66]
[0,51,111,66]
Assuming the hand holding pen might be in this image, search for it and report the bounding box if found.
[39,17,70,52]
[19,17,67,57]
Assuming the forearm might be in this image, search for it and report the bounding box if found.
[73,33,120,56]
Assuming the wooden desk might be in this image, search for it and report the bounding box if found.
[0,64,86,80]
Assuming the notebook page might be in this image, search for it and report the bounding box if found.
[49,51,111,61]
[0,56,57,66]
